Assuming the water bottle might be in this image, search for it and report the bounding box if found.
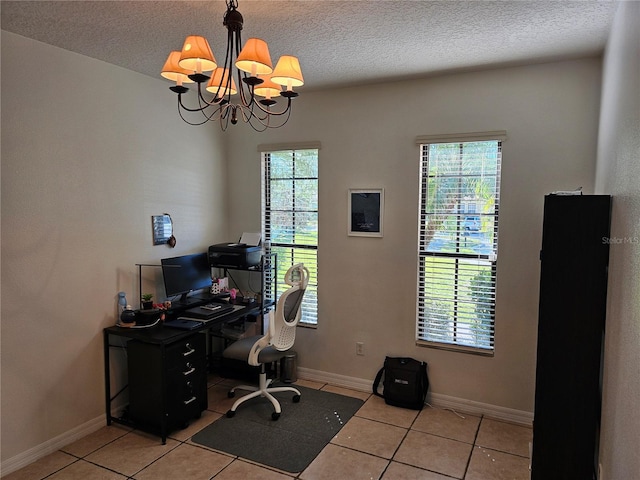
[117,292,127,315]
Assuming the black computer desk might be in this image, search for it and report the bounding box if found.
[103,300,264,443]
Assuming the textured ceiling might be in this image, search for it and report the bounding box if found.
[1,0,619,91]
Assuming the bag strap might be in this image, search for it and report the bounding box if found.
[372,367,385,397]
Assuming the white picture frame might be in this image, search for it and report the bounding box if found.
[348,188,384,237]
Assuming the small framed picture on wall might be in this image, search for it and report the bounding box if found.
[152,214,173,246]
[348,188,384,237]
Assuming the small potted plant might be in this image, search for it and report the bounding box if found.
[141,293,154,310]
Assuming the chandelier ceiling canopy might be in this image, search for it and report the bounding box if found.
[161,0,304,131]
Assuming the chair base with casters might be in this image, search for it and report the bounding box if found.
[224,335,301,420]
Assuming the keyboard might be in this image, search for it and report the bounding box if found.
[184,303,235,321]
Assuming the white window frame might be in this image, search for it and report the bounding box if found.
[260,143,319,326]
[416,131,505,355]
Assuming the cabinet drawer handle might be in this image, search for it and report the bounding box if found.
[182,367,196,376]
[182,345,196,357]
[183,396,197,405]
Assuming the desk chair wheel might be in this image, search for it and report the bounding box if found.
[227,391,235,398]
[293,394,301,403]
[226,410,236,418]
[272,412,280,421]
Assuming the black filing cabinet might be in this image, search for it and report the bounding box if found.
[127,332,207,440]
[531,195,611,479]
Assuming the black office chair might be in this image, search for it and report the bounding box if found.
[223,263,309,420]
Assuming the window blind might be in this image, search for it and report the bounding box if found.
[417,139,502,354]
[262,149,319,325]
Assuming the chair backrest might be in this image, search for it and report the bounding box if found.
[269,263,309,351]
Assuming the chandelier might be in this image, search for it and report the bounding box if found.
[160,0,304,131]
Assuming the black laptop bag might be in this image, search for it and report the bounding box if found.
[373,356,429,410]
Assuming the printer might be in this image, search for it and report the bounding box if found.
[208,243,261,269]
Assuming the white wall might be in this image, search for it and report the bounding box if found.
[595,1,640,478]
[1,31,228,463]
[226,58,603,414]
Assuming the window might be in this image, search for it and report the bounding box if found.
[262,146,319,325]
[416,132,504,354]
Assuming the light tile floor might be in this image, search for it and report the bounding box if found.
[3,376,532,480]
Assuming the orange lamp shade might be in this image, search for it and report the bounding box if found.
[271,55,304,89]
[161,51,195,83]
[254,75,282,99]
[206,68,238,97]
[235,38,273,76]
[178,35,217,72]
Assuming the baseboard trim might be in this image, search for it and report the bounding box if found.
[0,415,105,477]
[297,366,373,392]
[297,366,533,426]
[427,392,533,426]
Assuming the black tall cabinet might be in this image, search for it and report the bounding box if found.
[532,194,611,480]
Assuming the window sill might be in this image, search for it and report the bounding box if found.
[416,340,494,357]
[298,322,317,329]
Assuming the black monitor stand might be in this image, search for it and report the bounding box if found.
[196,291,229,302]
[174,292,204,307]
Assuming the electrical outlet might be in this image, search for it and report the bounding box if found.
[356,342,364,356]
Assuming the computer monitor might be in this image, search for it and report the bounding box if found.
[161,253,212,305]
